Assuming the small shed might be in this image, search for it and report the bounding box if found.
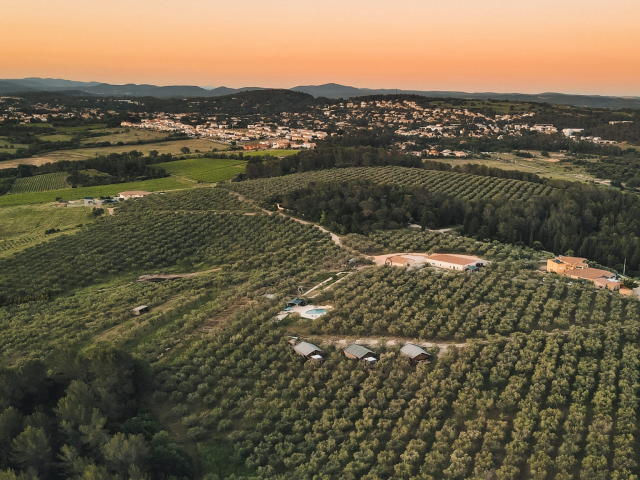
[310,354,324,365]
[293,341,323,359]
[132,305,149,316]
[344,344,378,362]
[400,344,432,364]
[287,298,307,308]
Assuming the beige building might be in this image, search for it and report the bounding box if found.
[547,256,622,290]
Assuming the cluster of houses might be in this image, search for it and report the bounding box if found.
[121,118,326,148]
[547,256,634,295]
[561,128,617,145]
[289,337,433,366]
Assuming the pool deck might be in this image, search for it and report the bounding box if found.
[279,304,332,320]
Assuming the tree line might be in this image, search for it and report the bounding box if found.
[0,151,175,193]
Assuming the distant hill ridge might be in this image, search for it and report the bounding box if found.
[1,78,639,109]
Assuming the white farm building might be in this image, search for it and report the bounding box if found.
[424,253,488,272]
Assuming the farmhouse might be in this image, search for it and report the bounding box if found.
[400,344,433,364]
[425,253,488,271]
[344,344,378,365]
[118,191,151,200]
[293,342,323,362]
[547,256,620,288]
[132,305,149,316]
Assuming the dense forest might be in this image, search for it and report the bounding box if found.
[276,180,462,234]
[0,348,192,479]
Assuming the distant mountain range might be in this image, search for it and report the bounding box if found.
[1,78,639,109]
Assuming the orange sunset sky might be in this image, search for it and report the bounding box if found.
[2,0,640,96]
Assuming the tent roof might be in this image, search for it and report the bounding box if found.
[294,342,322,356]
[344,344,375,359]
[400,343,428,358]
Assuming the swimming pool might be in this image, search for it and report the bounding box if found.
[306,308,327,315]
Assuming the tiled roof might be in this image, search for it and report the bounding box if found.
[558,256,588,266]
[569,268,615,280]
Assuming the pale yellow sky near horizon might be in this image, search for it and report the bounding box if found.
[2,0,639,95]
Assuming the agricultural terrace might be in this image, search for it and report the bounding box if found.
[156,296,640,479]
[224,166,555,203]
[151,157,246,183]
[9,172,70,193]
[0,176,192,206]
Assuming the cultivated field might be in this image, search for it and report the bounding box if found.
[0,176,192,206]
[0,139,229,169]
[9,172,70,193]
[153,157,246,182]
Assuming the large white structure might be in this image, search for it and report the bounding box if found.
[424,253,488,272]
[118,191,151,200]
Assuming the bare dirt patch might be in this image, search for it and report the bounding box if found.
[200,297,252,333]
[137,268,221,283]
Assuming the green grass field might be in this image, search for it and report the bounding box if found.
[242,149,298,157]
[0,143,29,154]
[36,134,75,142]
[0,176,192,206]
[80,128,168,145]
[0,203,96,257]
[10,172,70,193]
[55,124,108,133]
[152,158,246,182]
